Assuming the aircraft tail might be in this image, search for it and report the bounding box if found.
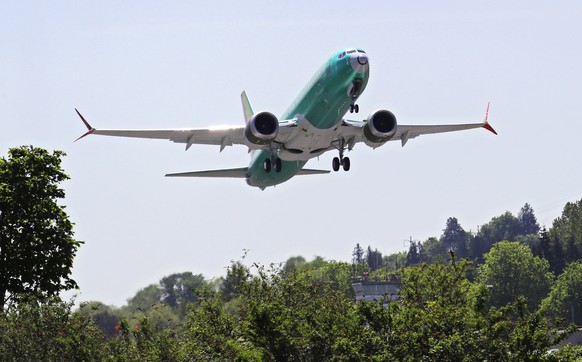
[241,91,254,123]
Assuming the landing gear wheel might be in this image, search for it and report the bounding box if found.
[342,157,351,171]
[263,158,271,173]
[274,158,282,172]
[354,104,359,113]
[332,157,340,172]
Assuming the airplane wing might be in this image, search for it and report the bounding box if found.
[75,108,298,152]
[338,104,496,148]
[75,109,247,151]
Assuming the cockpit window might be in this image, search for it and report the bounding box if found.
[357,49,366,53]
[338,51,346,59]
[347,50,356,54]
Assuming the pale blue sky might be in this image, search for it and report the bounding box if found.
[2,1,581,306]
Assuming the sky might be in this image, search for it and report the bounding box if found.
[2,1,582,307]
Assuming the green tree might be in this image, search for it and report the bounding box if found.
[421,236,447,262]
[365,246,383,271]
[282,255,306,274]
[0,146,81,308]
[441,217,469,258]
[542,261,582,325]
[477,211,521,251]
[77,301,121,337]
[518,203,540,235]
[478,241,553,311]
[550,199,582,264]
[382,251,406,271]
[405,240,421,266]
[160,272,206,317]
[220,260,250,302]
[352,243,364,265]
[0,297,105,360]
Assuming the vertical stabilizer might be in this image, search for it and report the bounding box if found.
[241,91,254,123]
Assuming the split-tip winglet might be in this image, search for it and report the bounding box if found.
[74,108,95,142]
[482,101,498,135]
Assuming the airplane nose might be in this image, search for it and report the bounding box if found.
[357,54,368,65]
[350,52,369,73]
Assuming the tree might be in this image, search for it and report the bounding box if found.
[382,252,406,271]
[282,255,306,274]
[537,227,553,263]
[518,203,540,235]
[550,199,582,264]
[405,241,421,266]
[441,217,469,258]
[160,272,206,316]
[365,246,383,271]
[476,211,521,252]
[478,241,553,311]
[421,236,447,262]
[541,261,582,325]
[0,146,81,308]
[352,243,364,265]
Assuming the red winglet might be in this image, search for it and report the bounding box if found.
[74,108,96,141]
[482,101,497,135]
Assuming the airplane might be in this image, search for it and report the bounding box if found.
[75,48,497,190]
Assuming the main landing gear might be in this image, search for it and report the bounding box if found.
[263,157,282,173]
[332,156,350,172]
[349,104,359,113]
[332,138,351,172]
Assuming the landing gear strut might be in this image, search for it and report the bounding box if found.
[332,139,351,172]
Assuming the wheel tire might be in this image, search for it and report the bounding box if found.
[349,105,354,113]
[342,157,351,171]
[354,104,359,113]
[264,158,271,173]
[332,157,340,172]
[275,158,282,172]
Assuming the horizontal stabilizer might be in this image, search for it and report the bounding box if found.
[297,168,330,175]
[165,168,249,178]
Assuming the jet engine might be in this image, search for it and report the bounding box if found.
[363,109,397,147]
[244,111,279,146]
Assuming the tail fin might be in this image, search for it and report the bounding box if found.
[241,91,254,123]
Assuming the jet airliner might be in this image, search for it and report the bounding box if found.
[76,48,496,189]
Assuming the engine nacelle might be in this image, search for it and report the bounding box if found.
[363,109,397,147]
[244,111,279,146]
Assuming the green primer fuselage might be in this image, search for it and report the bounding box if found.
[246,49,370,188]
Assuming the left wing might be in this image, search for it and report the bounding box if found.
[75,109,246,151]
[338,104,496,148]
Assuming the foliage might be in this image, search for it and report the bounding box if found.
[405,240,421,266]
[478,241,553,311]
[441,217,469,258]
[542,261,582,325]
[551,199,582,266]
[0,297,105,361]
[0,146,81,307]
[518,203,540,235]
[365,246,383,271]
